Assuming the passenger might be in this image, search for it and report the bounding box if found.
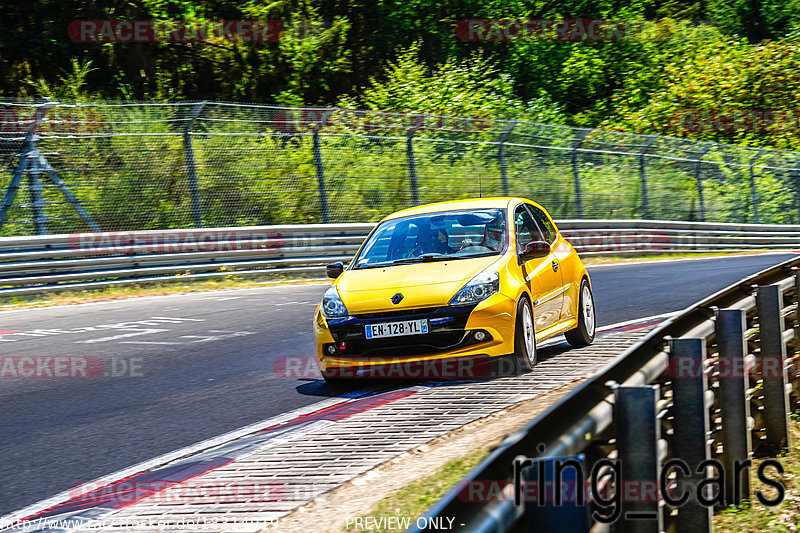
[480,217,505,251]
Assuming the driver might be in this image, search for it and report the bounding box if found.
[421,227,455,255]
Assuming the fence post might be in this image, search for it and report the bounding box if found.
[571,129,590,218]
[748,149,765,223]
[716,308,752,506]
[310,109,339,224]
[791,165,800,223]
[668,338,713,532]
[28,151,48,235]
[638,135,657,219]
[0,99,54,233]
[183,101,207,228]
[614,384,663,532]
[694,142,714,222]
[497,120,519,197]
[755,285,791,455]
[406,123,422,206]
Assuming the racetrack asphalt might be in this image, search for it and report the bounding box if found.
[0,252,795,515]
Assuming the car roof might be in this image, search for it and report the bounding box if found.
[382,197,536,221]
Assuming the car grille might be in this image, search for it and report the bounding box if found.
[327,304,478,357]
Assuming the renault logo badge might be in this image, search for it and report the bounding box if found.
[391,293,404,305]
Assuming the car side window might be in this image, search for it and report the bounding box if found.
[527,205,557,244]
[514,205,544,249]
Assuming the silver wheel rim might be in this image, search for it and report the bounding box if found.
[582,284,595,337]
[523,303,536,364]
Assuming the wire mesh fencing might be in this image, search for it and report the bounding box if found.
[2,99,800,237]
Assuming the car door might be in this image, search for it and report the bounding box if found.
[528,204,582,322]
[514,203,564,332]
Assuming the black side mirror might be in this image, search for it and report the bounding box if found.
[519,240,550,261]
[326,261,345,279]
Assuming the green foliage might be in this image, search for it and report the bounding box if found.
[2,0,800,141]
[605,27,800,150]
[339,42,562,122]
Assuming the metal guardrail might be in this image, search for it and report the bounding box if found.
[411,255,800,532]
[0,219,798,299]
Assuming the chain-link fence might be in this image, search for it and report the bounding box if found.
[2,99,800,237]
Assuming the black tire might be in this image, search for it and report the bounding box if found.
[565,278,596,347]
[513,296,537,373]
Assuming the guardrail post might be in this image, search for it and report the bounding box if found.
[406,124,421,206]
[716,308,752,506]
[668,338,713,532]
[638,136,657,219]
[756,285,791,455]
[571,129,589,218]
[497,121,519,197]
[614,384,663,532]
[183,101,206,228]
[522,454,590,531]
[748,149,765,224]
[694,143,714,222]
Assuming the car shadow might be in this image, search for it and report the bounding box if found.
[294,344,573,397]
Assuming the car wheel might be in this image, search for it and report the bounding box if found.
[565,278,596,347]
[514,296,537,373]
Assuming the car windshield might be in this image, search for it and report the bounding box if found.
[353,209,507,269]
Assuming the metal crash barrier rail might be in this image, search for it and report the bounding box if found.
[0,220,798,299]
[410,255,800,532]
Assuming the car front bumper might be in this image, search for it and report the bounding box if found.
[314,292,516,377]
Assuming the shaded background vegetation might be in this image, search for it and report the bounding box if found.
[3,0,800,148]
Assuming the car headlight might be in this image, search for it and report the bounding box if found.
[450,271,499,306]
[322,285,348,317]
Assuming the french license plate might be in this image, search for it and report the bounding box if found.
[365,319,429,339]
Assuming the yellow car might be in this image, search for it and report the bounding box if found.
[313,198,595,381]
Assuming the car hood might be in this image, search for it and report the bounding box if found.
[337,255,502,313]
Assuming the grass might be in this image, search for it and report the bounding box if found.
[714,414,800,532]
[0,251,776,311]
[339,448,490,533]
[347,413,800,532]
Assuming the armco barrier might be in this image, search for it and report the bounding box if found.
[410,255,800,532]
[0,219,798,299]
